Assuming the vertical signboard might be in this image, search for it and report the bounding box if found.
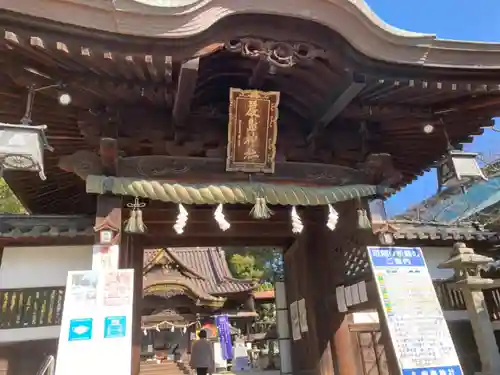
[367,246,463,375]
[226,88,280,173]
[55,269,134,375]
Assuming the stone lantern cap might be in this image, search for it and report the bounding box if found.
[438,242,493,269]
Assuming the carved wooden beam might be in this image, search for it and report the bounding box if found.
[173,58,199,127]
[308,73,366,143]
[142,206,292,224]
[99,137,118,176]
[58,152,375,186]
[248,58,270,88]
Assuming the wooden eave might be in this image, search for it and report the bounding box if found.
[143,277,226,308]
[0,12,500,213]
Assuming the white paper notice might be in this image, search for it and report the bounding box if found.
[335,286,347,312]
[351,284,360,305]
[358,281,368,303]
[297,298,308,332]
[344,285,353,306]
[92,244,119,272]
[290,301,301,340]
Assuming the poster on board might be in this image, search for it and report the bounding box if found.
[367,246,463,375]
[297,298,308,332]
[55,269,134,375]
[289,301,301,341]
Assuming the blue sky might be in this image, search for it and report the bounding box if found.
[364,0,500,217]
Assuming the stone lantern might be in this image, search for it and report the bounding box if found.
[438,242,500,375]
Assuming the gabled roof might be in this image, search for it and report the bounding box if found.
[143,247,257,296]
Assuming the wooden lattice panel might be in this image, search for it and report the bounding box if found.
[343,245,370,281]
[356,331,389,375]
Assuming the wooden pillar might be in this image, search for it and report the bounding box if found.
[93,136,144,375]
[296,202,366,375]
[119,234,144,375]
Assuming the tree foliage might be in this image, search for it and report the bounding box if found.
[0,178,25,214]
[224,247,284,283]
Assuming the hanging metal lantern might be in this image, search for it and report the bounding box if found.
[0,123,53,180]
[437,150,487,191]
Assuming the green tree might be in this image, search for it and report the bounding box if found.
[0,178,25,213]
[224,247,283,282]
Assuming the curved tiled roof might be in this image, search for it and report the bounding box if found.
[4,0,500,69]
[143,247,257,296]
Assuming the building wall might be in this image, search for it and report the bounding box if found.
[0,245,92,288]
[0,246,92,344]
[421,246,454,280]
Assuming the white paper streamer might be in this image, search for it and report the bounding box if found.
[173,203,189,234]
[214,204,230,231]
[326,204,339,231]
[291,206,304,233]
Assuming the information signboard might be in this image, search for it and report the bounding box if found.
[55,269,134,375]
[367,246,463,375]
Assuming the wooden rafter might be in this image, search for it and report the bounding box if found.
[173,58,200,127]
[308,73,366,143]
[0,28,499,214]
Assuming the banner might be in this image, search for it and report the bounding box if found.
[367,246,463,375]
[215,315,233,360]
[55,269,134,375]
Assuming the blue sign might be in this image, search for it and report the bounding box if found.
[402,366,462,375]
[104,316,127,339]
[215,315,233,360]
[68,318,93,341]
[368,247,426,268]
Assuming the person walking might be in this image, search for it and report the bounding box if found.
[189,329,215,375]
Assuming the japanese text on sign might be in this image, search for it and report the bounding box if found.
[369,247,425,267]
[367,247,463,375]
[226,88,280,173]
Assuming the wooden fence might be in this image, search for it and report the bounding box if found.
[0,286,65,329]
[2,281,500,330]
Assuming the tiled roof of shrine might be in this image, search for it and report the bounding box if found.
[0,214,93,238]
[386,220,500,244]
[143,247,256,296]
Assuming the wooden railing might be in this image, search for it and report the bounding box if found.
[433,280,500,322]
[2,282,500,330]
[0,286,65,329]
[433,280,466,311]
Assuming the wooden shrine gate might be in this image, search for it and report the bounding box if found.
[1,1,500,375]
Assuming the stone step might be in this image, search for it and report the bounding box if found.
[140,361,188,375]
